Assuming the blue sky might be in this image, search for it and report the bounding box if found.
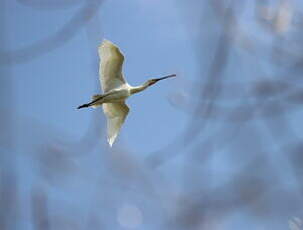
[2,0,303,229]
[9,0,194,154]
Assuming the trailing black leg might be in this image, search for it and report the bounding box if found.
[77,103,90,109]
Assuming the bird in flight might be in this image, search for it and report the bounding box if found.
[78,40,176,147]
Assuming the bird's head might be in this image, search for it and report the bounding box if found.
[146,74,176,86]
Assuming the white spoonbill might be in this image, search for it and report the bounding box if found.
[78,40,176,147]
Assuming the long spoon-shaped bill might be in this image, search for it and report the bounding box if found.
[153,74,176,82]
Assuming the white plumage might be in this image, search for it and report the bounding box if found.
[99,40,126,93]
[99,40,129,146]
[78,39,176,147]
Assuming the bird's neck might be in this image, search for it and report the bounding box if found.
[130,82,149,95]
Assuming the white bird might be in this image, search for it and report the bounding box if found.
[78,40,176,147]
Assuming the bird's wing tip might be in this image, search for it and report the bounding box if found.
[99,39,116,50]
[101,39,113,45]
[108,137,114,147]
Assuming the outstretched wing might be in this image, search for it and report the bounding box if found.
[98,40,126,93]
[103,102,129,147]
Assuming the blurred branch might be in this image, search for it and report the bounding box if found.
[31,188,50,230]
[0,0,103,65]
[17,0,83,10]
